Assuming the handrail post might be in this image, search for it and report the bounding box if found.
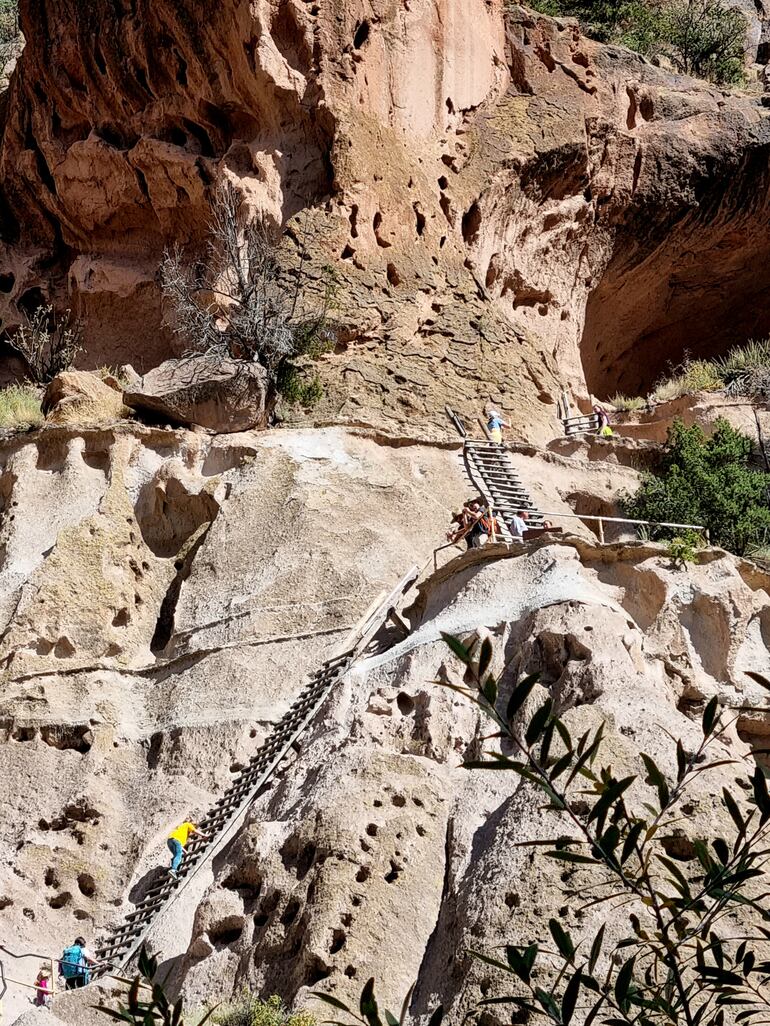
[598,518,605,543]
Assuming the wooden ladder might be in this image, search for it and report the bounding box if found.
[93,565,420,976]
[462,439,544,540]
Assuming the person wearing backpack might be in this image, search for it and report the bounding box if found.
[59,936,95,989]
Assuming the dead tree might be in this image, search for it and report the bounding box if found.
[160,182,334,387]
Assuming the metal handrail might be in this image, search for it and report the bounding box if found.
[0,944,144,993]
[536,511,707,544]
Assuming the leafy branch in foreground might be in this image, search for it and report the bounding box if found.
[96,945,217,1025]
[313,977,443,1026]
[325,637,770,1026]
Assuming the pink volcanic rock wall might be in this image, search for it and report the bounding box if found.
[1,1,770,433]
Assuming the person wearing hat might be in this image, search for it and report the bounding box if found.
[33,965,52,1007]
[486,407,511,444]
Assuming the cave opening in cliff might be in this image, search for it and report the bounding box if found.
[580,228,770,400]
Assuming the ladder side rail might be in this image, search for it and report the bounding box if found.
[99,659,351,974]
[96,565,422,975]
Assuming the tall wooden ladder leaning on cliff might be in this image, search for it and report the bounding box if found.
[92,566,420,977]
[445,405,544,541]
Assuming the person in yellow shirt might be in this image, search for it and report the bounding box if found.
[167,818,210,879]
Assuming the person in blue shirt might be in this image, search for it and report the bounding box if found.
[486,407,511,443]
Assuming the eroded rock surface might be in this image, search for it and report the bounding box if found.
[0,421,767,1025]
[2,2,770,434]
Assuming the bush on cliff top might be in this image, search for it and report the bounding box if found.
[525,0,746,84]
[622,417,770,555]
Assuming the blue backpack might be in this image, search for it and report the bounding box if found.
[60,944,84,979]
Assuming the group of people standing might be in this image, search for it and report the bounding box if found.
[447,501,532,548]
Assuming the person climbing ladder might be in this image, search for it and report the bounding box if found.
[486,407,511,444]
[167,818,210,879]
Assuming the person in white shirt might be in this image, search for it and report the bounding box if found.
[509,510,530,540]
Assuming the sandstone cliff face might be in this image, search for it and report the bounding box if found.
[0,420,767,1025]
[3,2,770,437]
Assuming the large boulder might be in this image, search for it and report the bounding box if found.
[42,371,126,425]
[123,356,270,432]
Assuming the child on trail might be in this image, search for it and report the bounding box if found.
[509,509,530,541]
[33,966,51,1007]
[59,936,96,989]
[486,407,511,444]
[593,404,613,437]
[167,818,211,879]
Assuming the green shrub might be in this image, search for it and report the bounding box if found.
[0,383,43,429]
[608,392,645,412]
[658,0,746,82]
[666,530,701,567]
[521,0,747,85]
[277,364,324,407]
[622,417,770,555]
[652,358,725,402]
[715,338,770,376]
[211,993,315,1026]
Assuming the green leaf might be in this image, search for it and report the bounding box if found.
[549,917,575,959]
[506,672,540,722]
[525,699,553,746]
[94,1010,137,1024]
[722,788,746,841]
[535,987,561,1022]
[621,821,645,864]
[587,775,635,828]
[313,993,357,1014]
[505,945,534,983]
[588,925,605,974]
[482,674,497,707]
[702,695,719,735]
[360,978,383,1026]
[746,670,770,693]
[554,718,572,751]
[478,637,493,679]
[471,949,517,975]
[641,754,670,808]
[753,766,770,823]
[441,632,471,666]
[549,750,574,781]
[384,1012,399,1026]
[615,956,636,1007]
[545,850,599,865]
[562,970,582,1025]
[676,739,687,782]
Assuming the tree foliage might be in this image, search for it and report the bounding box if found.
[96,946,217,1025]
[208,993,316,1026]
[160,182,335,406]
[524,0,746,84]
[622,418,770,556]
[325,634,770,1026]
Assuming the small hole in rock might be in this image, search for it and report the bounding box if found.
[396,692,414,716]
[384,862,401,884]
[355,867,370,883]
[391,794,406,807]
[48,891,71,909]
[366,823,378,837]
[329,928,346,954]
[353,20,370,48]
[77,873,96,897]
